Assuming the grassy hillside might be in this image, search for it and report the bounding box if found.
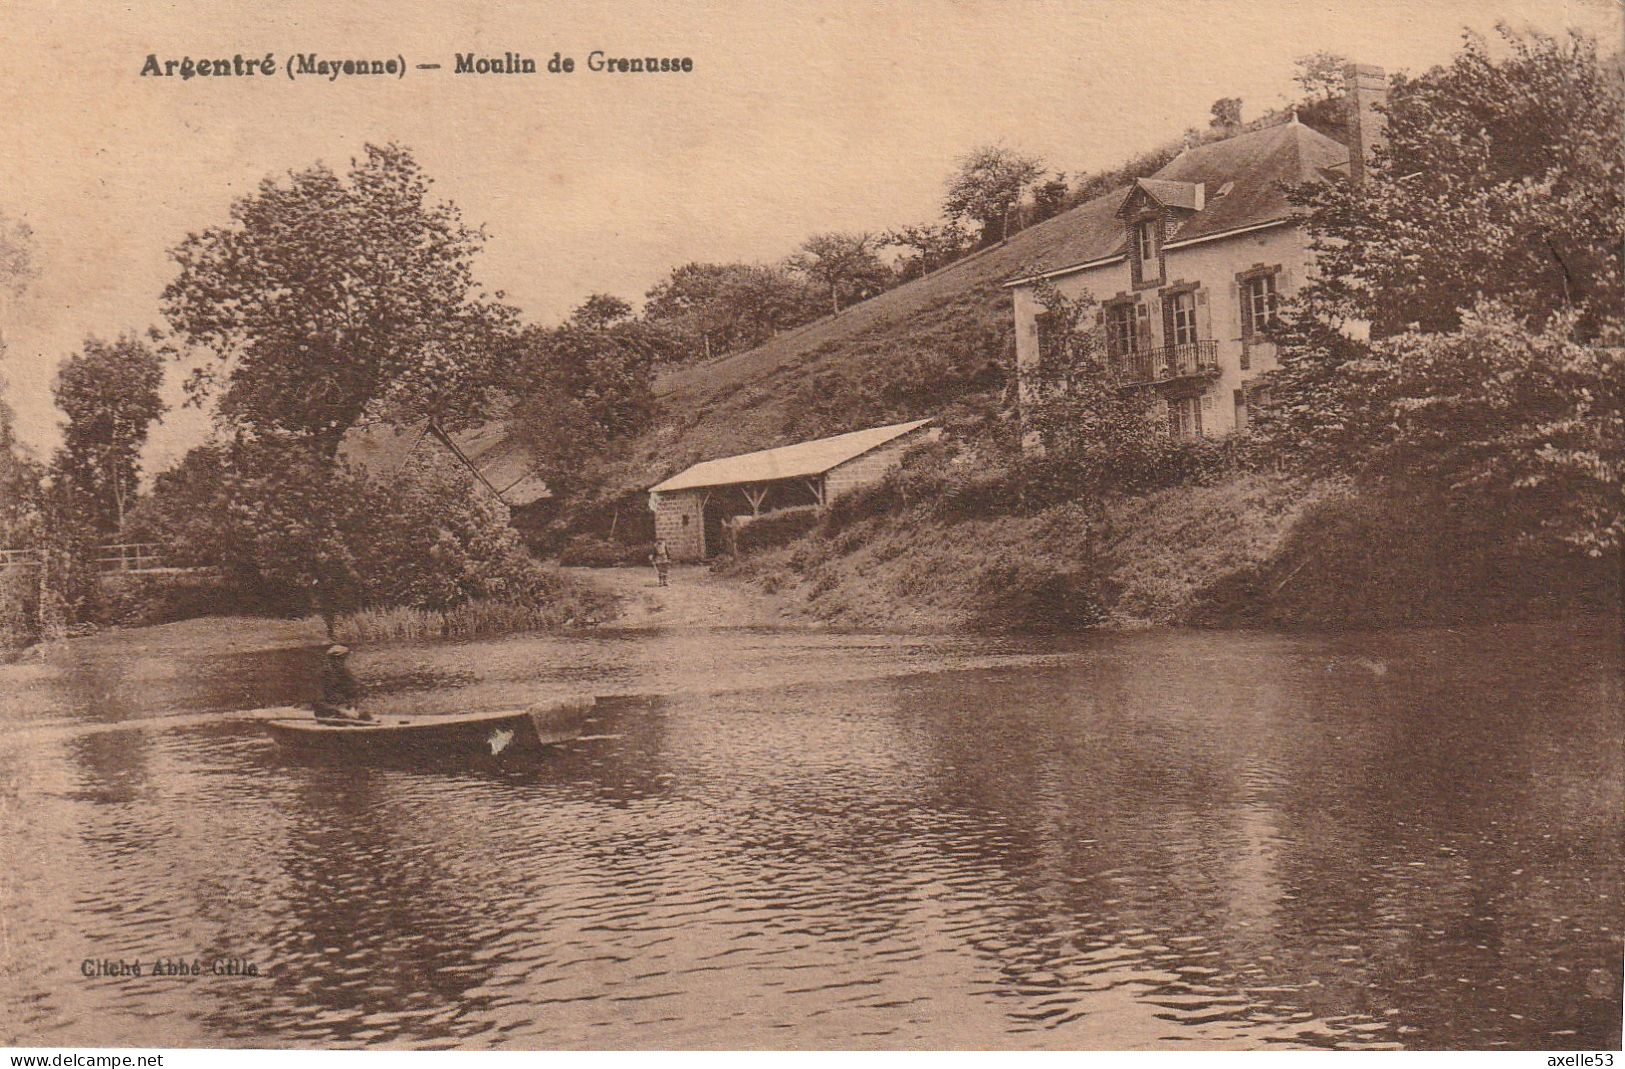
[717,473,1333,631]
[715,473,1619,633]
[603,201,1118,496]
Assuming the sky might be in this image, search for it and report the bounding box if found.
[0,0,1618,474]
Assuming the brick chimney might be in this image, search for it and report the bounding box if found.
[1344,63,1387,187]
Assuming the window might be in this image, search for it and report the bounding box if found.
[1105,303,1137,358]
[1135,220,1158,268]
[1241,272,1279,336]
[1035,311,1060,364]
[1169,290,1198,346]
[1166,396,1203,441]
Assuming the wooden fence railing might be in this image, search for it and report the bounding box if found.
[0,548,39,573]
[0,543,169,573]
[94,543,165,572]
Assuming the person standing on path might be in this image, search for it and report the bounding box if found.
[651,540,671,587]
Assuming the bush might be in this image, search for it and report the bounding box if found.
[139,439,571,628]
[90,572,237,628]
[1190,479,1621,629]
[334,575,611,640]
[971,554,1107,631]
[0,566,35,648]
[730,507,820,554]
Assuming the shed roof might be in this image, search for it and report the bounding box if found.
[650,418,932,494]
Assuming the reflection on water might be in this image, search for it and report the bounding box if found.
[0,616,1619,1049]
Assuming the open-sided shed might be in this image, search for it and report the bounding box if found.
[647,418,935,561]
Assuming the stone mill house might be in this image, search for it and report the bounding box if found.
[1006,64,1386,441]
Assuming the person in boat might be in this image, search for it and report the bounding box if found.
[313,644,372,722]
[651,540,671,587]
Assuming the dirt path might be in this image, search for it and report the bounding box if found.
[566,565,809,630]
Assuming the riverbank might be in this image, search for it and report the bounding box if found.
[715,473,1620,632]
[563,563,811,630]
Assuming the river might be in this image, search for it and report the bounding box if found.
[0,613,1619,1049]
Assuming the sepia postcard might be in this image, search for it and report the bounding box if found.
[0,0,1620,1057]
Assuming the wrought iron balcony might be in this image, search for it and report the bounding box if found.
[1111,340,1220,385]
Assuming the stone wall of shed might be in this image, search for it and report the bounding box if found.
[651,489,707,562]
[823,426,938,502]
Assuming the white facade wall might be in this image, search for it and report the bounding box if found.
[1013,222,1313,438]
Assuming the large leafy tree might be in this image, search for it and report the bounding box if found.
[1266,26,1623,553]
[1359,305,1622,556]
[132,436,545,631]
[944,145,1047,245]
[885,221,973,281]
[51,333,166,532]
[163,143,517,456]
[645,261,824,362]
[788,232,892,316]
[511,296,682,499]
[1283,27,1621,342]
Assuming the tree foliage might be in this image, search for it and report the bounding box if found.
[643,261,822,361]
[1209,97,1243,131]
[510,296,682,499]
[163,143,517,456]
[0,208,36,467]
[52,333,166,532]
[788,232,892,315]
[1022,282,1161,484]
[1293,51,1350,102]
[885,222,974,282]
[1266,26,1624,554]
[1029,175,1071,224]
[1285,27,1622,341]
[132,437,548,628]
[944,145,1047,245]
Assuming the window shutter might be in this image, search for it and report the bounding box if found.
[1196,288,1212,342]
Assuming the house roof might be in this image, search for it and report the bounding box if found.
[1007,119,1349,285]
[342,419,552,507]
[650,418,933,494]
[1154,119,1349,245]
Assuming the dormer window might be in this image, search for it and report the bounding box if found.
[1135,220,1158,266]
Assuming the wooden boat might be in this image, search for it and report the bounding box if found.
[262,697,594,762]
